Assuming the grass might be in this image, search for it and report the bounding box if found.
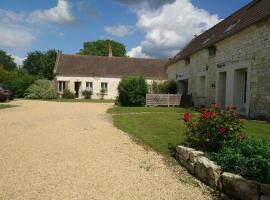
[0,104,17,110]
[109,106,270,155]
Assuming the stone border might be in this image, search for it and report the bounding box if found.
[176,145,270,200]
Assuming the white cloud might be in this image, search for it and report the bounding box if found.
[12,55,25,66]
[127,46,150,58]
[30,0,77,25]
[105,25,133,37]
[0,9,35,49]
[129,0,220,58]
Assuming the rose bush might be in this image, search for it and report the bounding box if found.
[183,103,244,151]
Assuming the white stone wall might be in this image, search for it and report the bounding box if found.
[167,18,270,119]
[55,76,161,100]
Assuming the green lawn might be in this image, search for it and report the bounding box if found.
[108,107,270,155]
[0,104,17,110]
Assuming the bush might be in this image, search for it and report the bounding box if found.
[99,88,106,100]
[62,89,75,99]
[25,80,57,99]
[0,67,38,98]
[183,104,243,151]
[151,80,177,94]
[82,90,92,99]
[209,136,270,184]
[117,76,148,107]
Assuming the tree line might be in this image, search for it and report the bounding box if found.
[0,40,126,97]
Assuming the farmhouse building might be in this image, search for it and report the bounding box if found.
[54,53,167,100]
[167,0,270,120]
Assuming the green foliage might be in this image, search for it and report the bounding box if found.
[0,50,17,71]
[99,88,106,100]
[152,80,178,94]
[62,89,75,99]
[78,40,126,57]
[0,66,37,97]
[23,49,59,80]
[184,104,243,151]
[82,90,93,99]
[209,136,270,184]
[25,80,57,99]
[117,76,148,107]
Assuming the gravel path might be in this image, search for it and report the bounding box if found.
[0,100,215,200]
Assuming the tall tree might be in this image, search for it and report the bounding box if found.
[23,49,59,80]
[78,40,126,57]
[0,50,17,71]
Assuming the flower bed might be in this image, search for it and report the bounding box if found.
[179,104,270,199]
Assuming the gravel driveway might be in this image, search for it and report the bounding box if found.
[0,100,215,200]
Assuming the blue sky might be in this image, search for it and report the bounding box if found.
[0,0,250,64]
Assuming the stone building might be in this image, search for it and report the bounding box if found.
[54,52,166,100]
[167,0,270,120]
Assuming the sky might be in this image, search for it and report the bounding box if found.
[0,0,250,65]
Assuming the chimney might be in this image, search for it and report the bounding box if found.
[109,46,113,57]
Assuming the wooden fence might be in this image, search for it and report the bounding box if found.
[146,94,181,107]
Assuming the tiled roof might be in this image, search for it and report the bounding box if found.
[54,54,167,79]
[168,0,270,66]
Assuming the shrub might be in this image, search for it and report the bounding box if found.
[62,89,75,99]
[117,76,148,107]
[99,88,106,100]
[183,104,243,151]
[151,80,178,94]
[82,90,92,99]
[25,79,57,99]
[209,136,270,184]
[0,67,38,98]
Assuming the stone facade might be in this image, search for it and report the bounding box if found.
[55,75,159,100]
[167,18,270,120]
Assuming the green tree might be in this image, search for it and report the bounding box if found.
[78,40,126,57]
[117,76,148,107]
[0,50,17,71]
[23,49,59,80]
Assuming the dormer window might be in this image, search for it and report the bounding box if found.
[185,57,190,66]
[208,46,217,57]
[224,19,241,33]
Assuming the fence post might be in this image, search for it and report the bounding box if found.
[168,93,170,107]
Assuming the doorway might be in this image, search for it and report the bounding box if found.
[234,68,248,113]
[74,82,81,98]
[218,72,227,109]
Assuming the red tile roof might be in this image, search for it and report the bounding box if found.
[167,0,270,66]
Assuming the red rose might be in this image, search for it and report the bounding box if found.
[218,128,225,135]
[183,112,190,122]
[202,111,214,119]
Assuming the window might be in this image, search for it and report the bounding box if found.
[224,19,241,33]
[58,81,66,92]
[208,46,216,57]
[101,82,108,93]
[86,82,93,91]
[185,57,190,66]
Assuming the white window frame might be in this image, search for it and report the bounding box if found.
[86,82,93,92]
[101,82,108,93]
[58,81,66,93]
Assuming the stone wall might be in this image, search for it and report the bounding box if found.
[167,18,270,120]
[176,145,270,200]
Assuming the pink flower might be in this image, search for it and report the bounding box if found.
[183,113,190,123]
[219,128,225,135]
[202,111,214,119]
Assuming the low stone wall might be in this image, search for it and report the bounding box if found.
[176,145,270,200]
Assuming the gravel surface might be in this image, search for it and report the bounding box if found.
[0,100,216,200]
